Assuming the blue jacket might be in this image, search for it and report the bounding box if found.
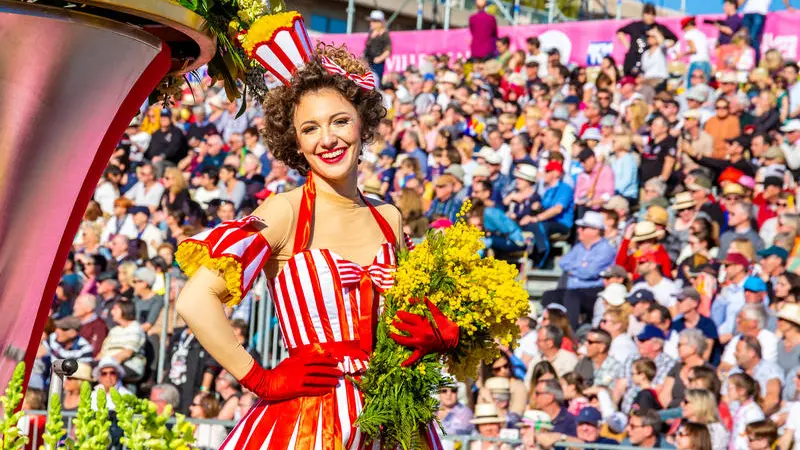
[559,238,617,289]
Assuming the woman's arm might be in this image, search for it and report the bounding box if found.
[176,267,255,379]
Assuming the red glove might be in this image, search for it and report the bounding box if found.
[239,354,342,402]
[389,298,460,367]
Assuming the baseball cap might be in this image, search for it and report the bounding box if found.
[367,10,386,21]
[743,276,767,293]
[577,407,602,426]
[687,175,712,192]
[637,324,666,341]
[564,95,580,105]
[444,164,465,183]
[686,86,708,102]
[726,136,750,148]
[472,165,491,178]
[133,267,157,288]
[683,109,703,121]
[575,211,605,230]
[620,76,636,86]
[582,128,602,142]
[627,289,655,304]
[599,283,628,307]
[545,161,564,173]
[54,316,81,331]
[380,148,397,159]
[600,265,629,279]
[757,245,790,262]
[674,287,701,302]
[604,196,630,213]
[722,252,750,268]
[129,205,151,217]
[97,271,118,282]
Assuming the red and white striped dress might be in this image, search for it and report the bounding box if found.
[177,178,440,450]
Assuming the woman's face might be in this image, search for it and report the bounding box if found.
[776,276,792,298]
[189,394,205,418]
[681,398,696,420]
[675,429,693,450]
[110,304,121,322]
[295,88,362,182]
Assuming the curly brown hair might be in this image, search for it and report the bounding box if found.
[261,43,386,175]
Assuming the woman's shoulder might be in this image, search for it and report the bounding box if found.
[365,197,403,239]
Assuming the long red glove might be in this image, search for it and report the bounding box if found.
[239,353,342,402]
[388,298,460,367]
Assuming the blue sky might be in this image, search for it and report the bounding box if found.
[650,0,794,14]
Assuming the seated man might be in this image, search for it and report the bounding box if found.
[542,211,616,329]
[466,198,526,257]
[523,160,574,266]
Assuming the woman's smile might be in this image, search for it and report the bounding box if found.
[317,146,349,164]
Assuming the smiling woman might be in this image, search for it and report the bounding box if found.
[261,43,386,176]
[174,29,449,450]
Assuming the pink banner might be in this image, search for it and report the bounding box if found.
[317,11,800,73]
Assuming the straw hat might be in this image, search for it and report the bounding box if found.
[517,409,554,430]
[646,205,669,227]
[485,376,511,393]
[672,191,697,211]
[470,403,507,425]
[68,362,93,382]
[722,183,746,197]
[631,221,665,242]
[778,303,800,327]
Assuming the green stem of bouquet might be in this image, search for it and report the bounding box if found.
[354,292,451,450]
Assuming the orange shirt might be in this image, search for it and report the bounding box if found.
[703,115,741,159]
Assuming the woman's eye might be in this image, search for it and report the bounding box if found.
[335,118,351,126]
[302,126,317,134]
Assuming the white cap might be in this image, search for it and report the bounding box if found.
[781,119,800,133]
[582,128,602,142]
[477,147,502,165]
[575,211,605,230]
[368,10,386,22]
[599,283,628,307]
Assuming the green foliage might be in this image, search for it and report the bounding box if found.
[65,382,111,450]
[0,363,28,450]
[354,291,451,450]
[41,394,65,450]
[111,389,195,450]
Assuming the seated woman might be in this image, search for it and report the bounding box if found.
[97,302,146,382]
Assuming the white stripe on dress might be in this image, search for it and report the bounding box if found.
[311,250,344,342]
[294,255,328,343]
[272,275,298,348]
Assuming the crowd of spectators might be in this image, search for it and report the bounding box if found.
[18,0,800,448]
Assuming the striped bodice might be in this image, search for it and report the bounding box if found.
[267,243,396,374]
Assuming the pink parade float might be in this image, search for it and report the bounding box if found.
[0,0,300,392]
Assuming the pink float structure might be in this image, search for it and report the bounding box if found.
[0,0,215,390]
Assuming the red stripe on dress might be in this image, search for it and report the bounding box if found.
[227,400,267,450]
[321,250,352,341]
[276,271,304,348]
[288,255,319,344]
[268,279,293,349]
[303,251,335,342]
[343,379,358,450]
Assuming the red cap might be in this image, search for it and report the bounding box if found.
[722,252,750,267]
[680,16,696,28]
[430,218,453,229]
[545,161,564,173]
[638,251,659,264]
[620,76,636,86]
[719,167,745,185]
